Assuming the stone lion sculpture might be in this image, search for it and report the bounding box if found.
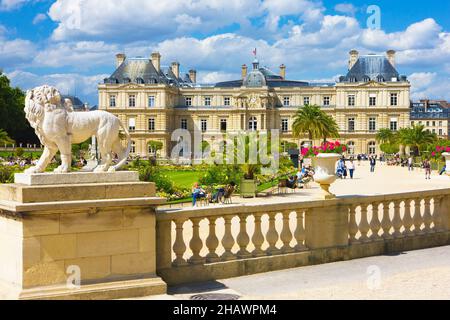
[24,85,131,174]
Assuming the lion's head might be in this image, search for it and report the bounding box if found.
[25,85,62,129]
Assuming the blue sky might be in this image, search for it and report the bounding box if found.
[1,0,449,105]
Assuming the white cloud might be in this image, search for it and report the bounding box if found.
[0,38,36,67]
[48,0,259,42]
[32,13,47,25]
[0,0,28,11]
[7,70,108,104]
[198,71,239,84]
[409,72,450,101]
[334,3,357,16]
[360,18,442,50]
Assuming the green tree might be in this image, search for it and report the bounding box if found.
[396,125,437,156]
[148,140,164,156]
[0,129,15,145]
[0,72,37,144]
[292,104,339,143]
[376,128,396,145]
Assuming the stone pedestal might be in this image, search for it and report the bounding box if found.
[0,172,166,300]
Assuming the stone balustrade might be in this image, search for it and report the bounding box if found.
[156,189,450,286]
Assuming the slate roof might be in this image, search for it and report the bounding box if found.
[104,58,193,87]
[215,66,309,88]
[340,54,405,82]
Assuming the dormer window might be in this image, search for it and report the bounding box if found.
[377,75,384,82]
[136,77,144,84]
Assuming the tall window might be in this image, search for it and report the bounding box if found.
[390,93,398,106]
[109,95,116,107]
[128,118,136,132]
[201,119,208,132]
[148,118,155,132]
[148,95,155,107]
[368,142,376,155]
[348,95,355,107]
[323,96,330,106]
[432,121,436,127]
[369,117,377,132]
[281,119,289,132]
[224,97,231,106]
[220,119,227,132]
[348,117,355,132]
[283,96,290,107]
[129,95,136,107]
[390,117,398,131]
[130,141,136,154]
[248,117,258,131]
[347,141,355,155]
[369,95,376,107]
[181,119,187,130]
[204,97,211,106]
[185,97,192,106]
[439,129,443,136]
[303,97,310,106]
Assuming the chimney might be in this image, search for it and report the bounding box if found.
[241,64,248,79]
[348,49,359,70]
[189,69,197,83]
[151,52,161,72]
[386,50,396,67]
[171,61,180,79]
[279,64,286,79]
[116,53,126,68]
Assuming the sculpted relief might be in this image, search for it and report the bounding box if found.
[24,85,131,174]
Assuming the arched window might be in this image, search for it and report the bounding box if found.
[130,141,136,154]
[248,117,258,131]
[347,141,355,155]
[368,141,376,155]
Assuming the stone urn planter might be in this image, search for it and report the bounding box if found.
[313,153,341,199]
[240,179,257,198]
[443,153,450,176]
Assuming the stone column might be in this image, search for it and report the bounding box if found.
[305,201,349,250]
[0,172,166,300]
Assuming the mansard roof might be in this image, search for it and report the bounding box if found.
[341,54,404,82]
[104,58,193,86]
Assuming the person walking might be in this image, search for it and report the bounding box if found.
[369,156,377,173]
[408,156,414,172]
[423,159,432,180]
[440,165,447,175]
[348,159,355,179]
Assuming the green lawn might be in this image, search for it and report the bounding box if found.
[0,151,42,158]
[161,170,204,189]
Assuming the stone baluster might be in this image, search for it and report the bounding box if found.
[188,218,205,264]
[392,200,403,238]
[221,215,236,261]
[172,218,188,267]
[205,216,220,263]
[266,212,280,255]
[294,210,307,251]
[381,202,393,239]
[281,211,294,253]
[413,198,424,235]
[370,202,382,240]
[349,205,358,243]
[359,204,371,242]
[237,214,251,258]
[422,197,434,233]
[433,196,444,232]
[252,212,266,257]
[402,199,414,236]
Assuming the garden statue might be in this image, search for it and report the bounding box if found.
[24,85,131,174]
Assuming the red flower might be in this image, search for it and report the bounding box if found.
[432,152,436,157]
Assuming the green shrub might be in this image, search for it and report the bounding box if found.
[15,147,24,158]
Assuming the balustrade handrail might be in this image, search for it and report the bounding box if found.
[156,187,450,221]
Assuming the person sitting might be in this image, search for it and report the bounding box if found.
[212,186,226,203]
[192,183,206,206]
[286,176,297,189]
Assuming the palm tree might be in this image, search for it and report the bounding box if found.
[396,125,437,156]
[376,128,395,145]
[292,105,339,144]
[0,129,14,145]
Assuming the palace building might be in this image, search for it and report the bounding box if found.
[98,50,411,158]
